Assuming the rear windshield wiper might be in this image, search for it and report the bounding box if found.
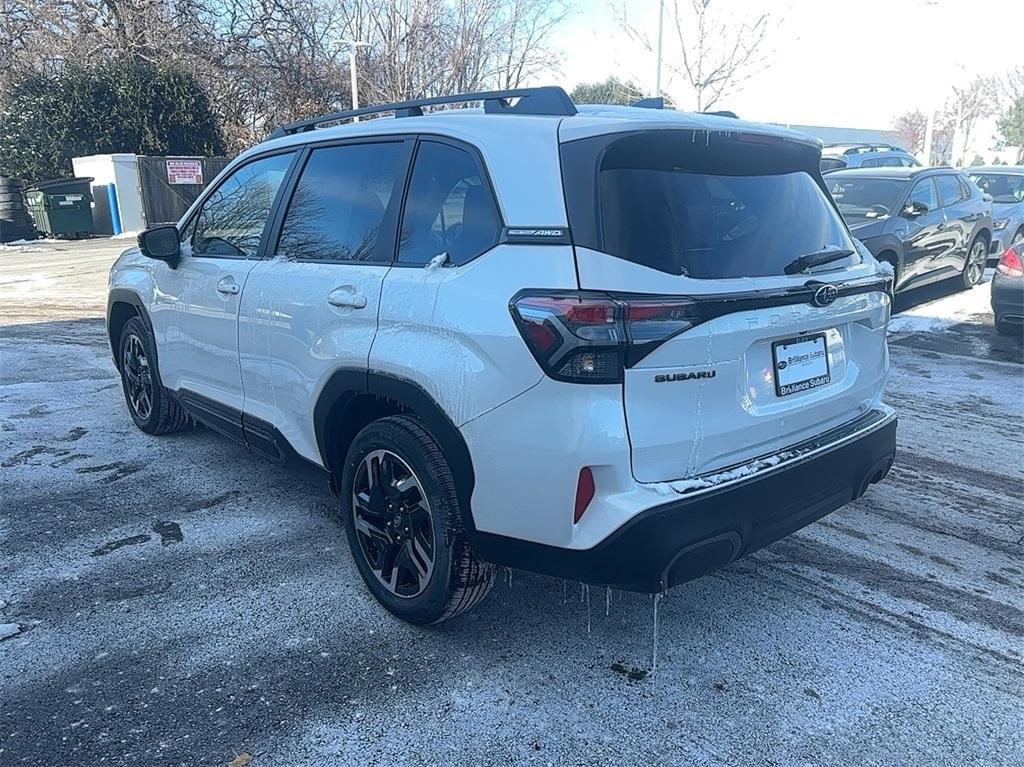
[784,247,854,275]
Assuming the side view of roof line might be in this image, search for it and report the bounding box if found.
[268,86,577,139]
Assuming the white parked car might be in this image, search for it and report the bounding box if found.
[107,87,897,623]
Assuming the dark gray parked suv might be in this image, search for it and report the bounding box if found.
[826,167,992,292]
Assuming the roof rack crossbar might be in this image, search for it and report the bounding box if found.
[269,86,577,139]
[632,97,665,109]
[823,142,901,154]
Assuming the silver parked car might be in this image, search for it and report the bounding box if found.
[969,166,1024,256]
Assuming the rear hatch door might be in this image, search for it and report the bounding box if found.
[560,123,892,483]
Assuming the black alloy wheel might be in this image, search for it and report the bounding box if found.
[351,448,435,598]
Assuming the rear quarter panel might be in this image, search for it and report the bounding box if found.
[370,244,578,427]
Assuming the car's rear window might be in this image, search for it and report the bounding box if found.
[562,130,855,279]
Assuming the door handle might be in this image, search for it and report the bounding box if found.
[216,277,240,295]
[327,289,367,309]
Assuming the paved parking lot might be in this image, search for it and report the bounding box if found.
[1,238,1022,766]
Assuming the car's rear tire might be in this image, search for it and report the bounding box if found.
[340,415,495,624]
[117,317,190,435]
[960,235,988,289]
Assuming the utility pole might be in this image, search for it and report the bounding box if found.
[654,0,664,97]
[344,40,370,120]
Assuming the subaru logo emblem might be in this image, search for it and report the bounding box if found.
[812,284,839,307]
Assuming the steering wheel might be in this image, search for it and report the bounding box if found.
[868,204,890,217]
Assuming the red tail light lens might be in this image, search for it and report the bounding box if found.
[574,467,595,524]
[624,298,700,342]
[510,293,624,384]
[996,247,1024,278]
[510,291,698,383]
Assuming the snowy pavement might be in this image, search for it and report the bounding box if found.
[1,238,1022,766]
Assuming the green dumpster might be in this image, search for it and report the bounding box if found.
[24,177,95,238]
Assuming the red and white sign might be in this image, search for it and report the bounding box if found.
[166,159,204,185]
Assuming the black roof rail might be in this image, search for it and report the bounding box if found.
[824,142,903,154]
[704,109,739,119]
[268,86,577,139]
[632,97,665,109]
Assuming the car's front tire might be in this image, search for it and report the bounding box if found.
[340,415,495,624]
[117,317,189,435]
[960,235,989,289]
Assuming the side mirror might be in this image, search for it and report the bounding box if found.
[138,225,181,267]
[902,201,927,218]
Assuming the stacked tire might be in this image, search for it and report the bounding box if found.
[0,177,37,244]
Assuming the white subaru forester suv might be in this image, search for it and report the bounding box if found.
[107,87,897,624]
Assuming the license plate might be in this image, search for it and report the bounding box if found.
[772,333,830,397]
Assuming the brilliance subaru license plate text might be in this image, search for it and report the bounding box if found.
[772,334,830,397]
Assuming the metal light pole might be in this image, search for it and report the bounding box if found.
[344,40,370,120]
[654,0,664,97]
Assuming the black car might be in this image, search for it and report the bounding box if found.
[992,242,1024,335]
[826,167,993,292]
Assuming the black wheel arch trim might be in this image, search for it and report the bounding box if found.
[861,235,904,266]
[859,236,905,288]
[313,369,479,534]
[107,289,160,378]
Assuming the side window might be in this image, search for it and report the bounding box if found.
[909,179,938,212]
[935,174,965,207]
[958,177,974,199]
[861,158,882,168]
[277,142,406,262]
[398,141,501,266]
[190,153,294,258]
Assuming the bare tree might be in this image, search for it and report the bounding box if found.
[1,0,353,149]
[945,75,998,166]
[893,110,927,155]
[892,108,954,165]
[1,0,569,151]
[617,0,776,111]
[1000,66,1024,105]
[337,0,568,105]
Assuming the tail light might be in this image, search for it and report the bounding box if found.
[996,247,1024,278]
[510,291,698,383]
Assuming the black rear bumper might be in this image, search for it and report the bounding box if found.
[472,414,897,593]
[991,272,1024,326]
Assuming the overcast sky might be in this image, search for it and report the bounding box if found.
[549,0,1022,131]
